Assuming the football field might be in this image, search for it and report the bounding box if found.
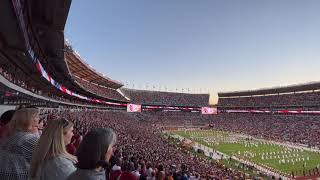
[171,130,320,176]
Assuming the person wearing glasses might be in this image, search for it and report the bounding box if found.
[30,118,77,180]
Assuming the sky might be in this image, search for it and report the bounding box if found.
[65,0,320,104]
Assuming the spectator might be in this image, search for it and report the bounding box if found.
[118,161,137,180]
[66,138,77,156]
[68,128,117,180]
[109,156,122,180]
[37,119,44,136]
[132,163,141,179]
[146,162,153,178]
[30,118,77,180]
[0,108,40,180]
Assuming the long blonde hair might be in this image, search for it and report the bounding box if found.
[9,108,39,132]
[30,118,76,178]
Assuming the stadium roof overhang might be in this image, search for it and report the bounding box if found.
[26,0,73,83]
[218,82,320,97]
[0,0,26,53]
[0,0,41,77]
[26,0,124,89]
[65,44,124,89]
[1,0,125,103]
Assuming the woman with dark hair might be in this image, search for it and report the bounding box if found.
[0,110,15,139]
[0,110,15,124]
[67,128,116,180]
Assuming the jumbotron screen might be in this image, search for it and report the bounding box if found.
[127,104,142,112]
[201,107,217,114]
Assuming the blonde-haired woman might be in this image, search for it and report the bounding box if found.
[30,118,77,180]
[0,108,40,180]
[7,107,40,135]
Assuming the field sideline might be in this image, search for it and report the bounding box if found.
[171,129,320,176]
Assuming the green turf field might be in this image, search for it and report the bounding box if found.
[171,130,320,176]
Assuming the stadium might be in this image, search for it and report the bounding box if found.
[0,0,320,180]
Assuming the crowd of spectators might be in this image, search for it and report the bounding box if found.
[73,76,127,102]
[121,88,209,107]
[0,64,126,107]
[38,108,244,179]
[218,91,320,108]
[35,108,320,150]
[0,64,42,95]
[0,64,79,104]
[137,112,211,127]
[3,106,320,179]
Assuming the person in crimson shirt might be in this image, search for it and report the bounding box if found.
[66,140,77,155]
[118,161,137,180]
[139,161,147,177]
[109,156,122,180]
[73,134,83,149]
[66,134,84,155]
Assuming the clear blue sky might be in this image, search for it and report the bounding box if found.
[65,0,320,104]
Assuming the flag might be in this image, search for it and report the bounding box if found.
[50,77,56,86]
[35,61,50,82]
[60,85,67,93]
[53,80,61,90]
[65,89,72,96]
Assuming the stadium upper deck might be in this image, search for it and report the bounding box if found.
[218,82,320,109]
[65,41,123,89]
[122,88,209,107]
[219,82,320,97]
